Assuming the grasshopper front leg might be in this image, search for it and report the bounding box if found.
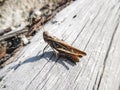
[51,47,62,63]
[43,44,59,59]
[43,44,49,54]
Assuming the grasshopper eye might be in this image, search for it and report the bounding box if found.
[43,31,49,36]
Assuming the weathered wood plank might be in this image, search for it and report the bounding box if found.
[0,0,120,90]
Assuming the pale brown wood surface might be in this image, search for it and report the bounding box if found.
[0,0,120,90]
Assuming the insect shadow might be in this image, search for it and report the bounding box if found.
[43,51,77,70]
[24,51,76,70]
[12,51,76,70]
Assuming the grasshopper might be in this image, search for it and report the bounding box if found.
[43,31,86,62]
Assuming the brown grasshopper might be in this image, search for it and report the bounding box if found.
[43,31,86,62]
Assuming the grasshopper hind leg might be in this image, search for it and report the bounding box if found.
[52,48,61,62]
[52,48,59,58]
[68,59,76,64]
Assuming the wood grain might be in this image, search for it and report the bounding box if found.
[0,0,120,90]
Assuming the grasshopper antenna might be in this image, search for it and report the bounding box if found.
[41,17,47,32]
[41,17,49,54]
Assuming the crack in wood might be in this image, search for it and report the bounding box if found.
[71,18,90,45]
[34,61,58,90]
[85,4,120,89]
[25,61,49,90]
[25,52,54,90]
[92,72,99,90]
[84,23,100,50]
[73,10,109,86]
[90,4,103,25]
[97,15,120,90]
[72,1,115,88]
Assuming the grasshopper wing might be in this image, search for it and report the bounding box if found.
[57,48,83,62]
[56,40,87,56]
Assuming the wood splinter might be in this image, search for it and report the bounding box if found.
[43,31,87,62]
[0,44,6,60]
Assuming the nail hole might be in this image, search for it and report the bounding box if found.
[73,15,77,19]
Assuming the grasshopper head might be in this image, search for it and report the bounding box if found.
[43,31,49,36]
[43,31,52,42]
